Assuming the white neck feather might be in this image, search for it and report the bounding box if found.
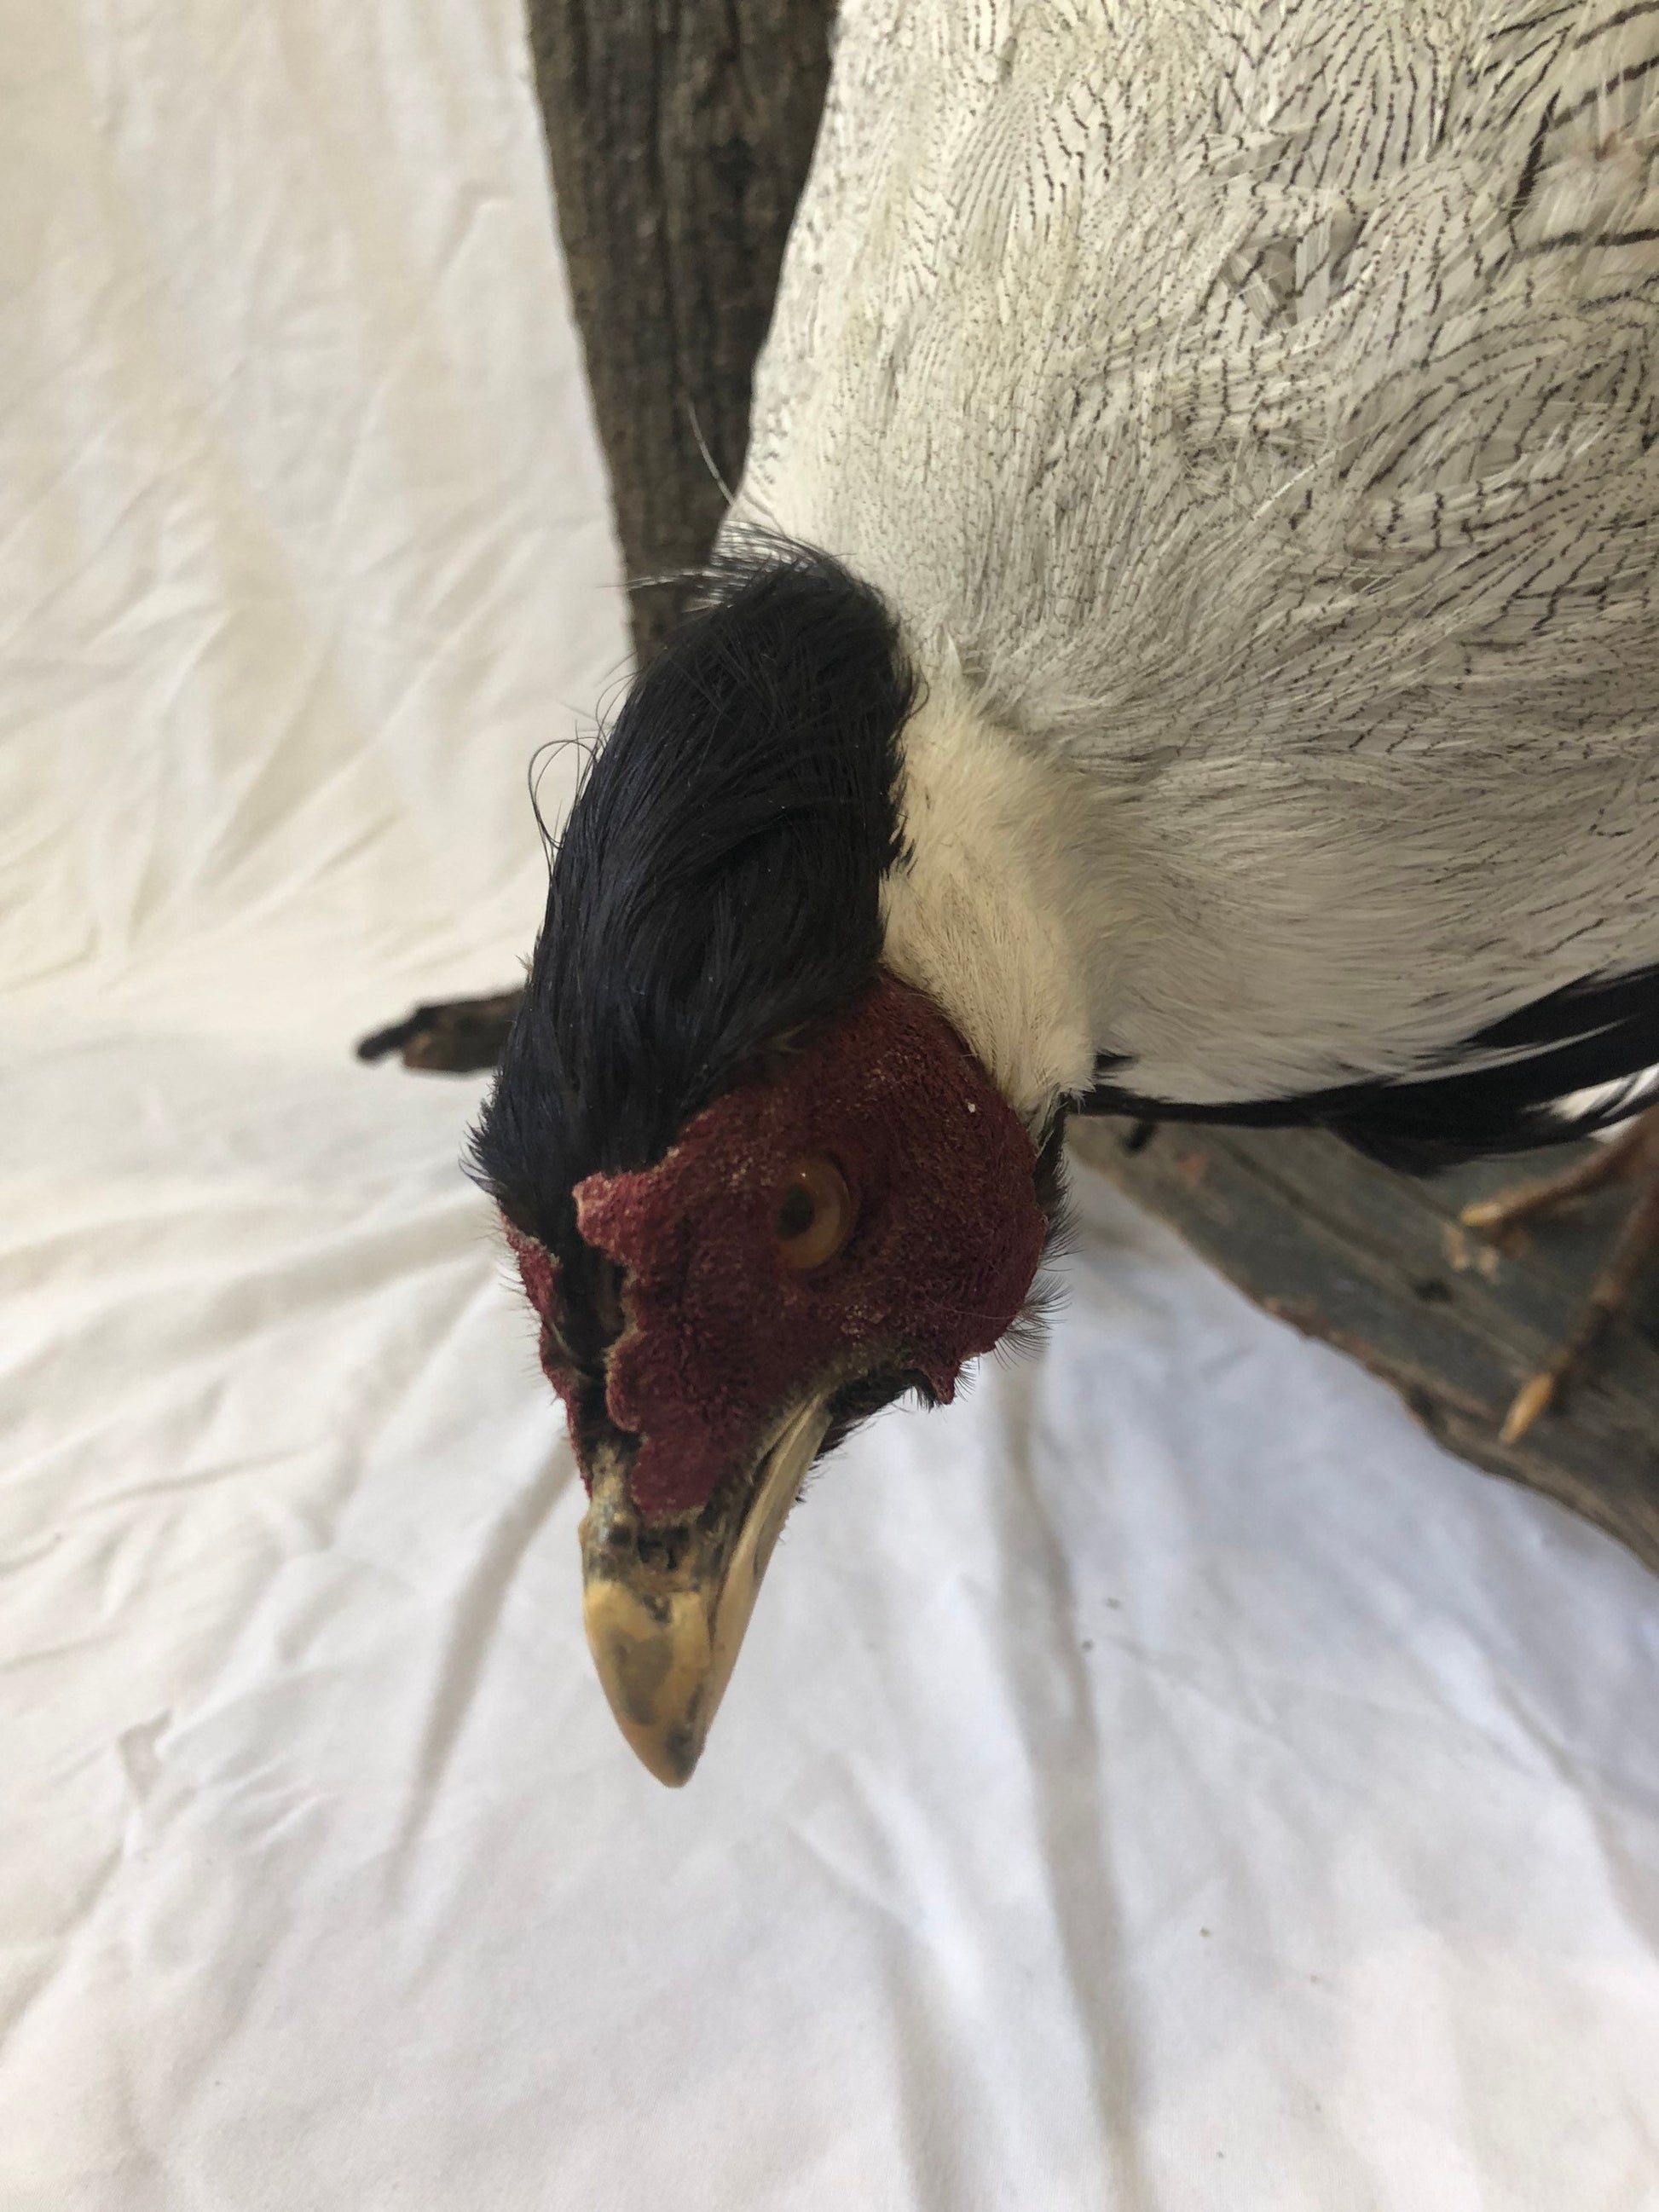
[879,657,1102,1128]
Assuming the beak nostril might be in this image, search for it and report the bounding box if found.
[637,1528,691,1573]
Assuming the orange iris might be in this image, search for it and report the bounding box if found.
[772,1157,854,1273]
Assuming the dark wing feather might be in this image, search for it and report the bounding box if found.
[1080,965,1659,1174]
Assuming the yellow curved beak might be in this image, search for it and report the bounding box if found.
[577,1398,832,1785]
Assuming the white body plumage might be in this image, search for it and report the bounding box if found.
[728,0,1659,1125]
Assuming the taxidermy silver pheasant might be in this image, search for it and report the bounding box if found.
[402,1,1659,1782]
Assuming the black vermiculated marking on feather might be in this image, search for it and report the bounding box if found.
[1575,3,1659,49]
[1551,43,1659,130]
[1081,962,1659,1174]
[1519,224,1659,259]
[470,534,916,1375]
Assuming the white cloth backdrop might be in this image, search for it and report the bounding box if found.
[3,7,1657,2209]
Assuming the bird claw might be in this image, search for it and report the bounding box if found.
[1460,1106,1659,1441]
[1458,1193,1522,1237]
[356,988,523,1074]
[1499,1369,1558,1446]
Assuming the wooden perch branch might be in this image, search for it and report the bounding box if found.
[1069,1122,1659,1574]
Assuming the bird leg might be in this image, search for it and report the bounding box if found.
[356,988,523,1074]
[1460,1106,1659,1443]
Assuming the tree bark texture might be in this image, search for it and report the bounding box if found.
[525,0,835,663]
[521,0,1659,1574]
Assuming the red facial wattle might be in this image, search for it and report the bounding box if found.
[507,975,1048,1517]
[502,1222,578,1418]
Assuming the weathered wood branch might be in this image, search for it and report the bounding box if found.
[520,0,1659,1571]
[525,0,835,662]
[1069,1121,1659,1574]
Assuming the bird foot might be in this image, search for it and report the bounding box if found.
[356,988,523,1074]
[1460,1105,1659,1442]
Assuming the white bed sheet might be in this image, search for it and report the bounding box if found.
[3,6,1657,2209]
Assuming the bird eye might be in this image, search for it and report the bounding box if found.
[772,1156,854,1273]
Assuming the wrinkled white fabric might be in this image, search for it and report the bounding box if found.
[2,8,1656,2211]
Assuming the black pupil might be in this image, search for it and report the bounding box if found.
[777,1184,817,1241]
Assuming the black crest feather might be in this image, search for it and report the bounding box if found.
[470,534,916,1362]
